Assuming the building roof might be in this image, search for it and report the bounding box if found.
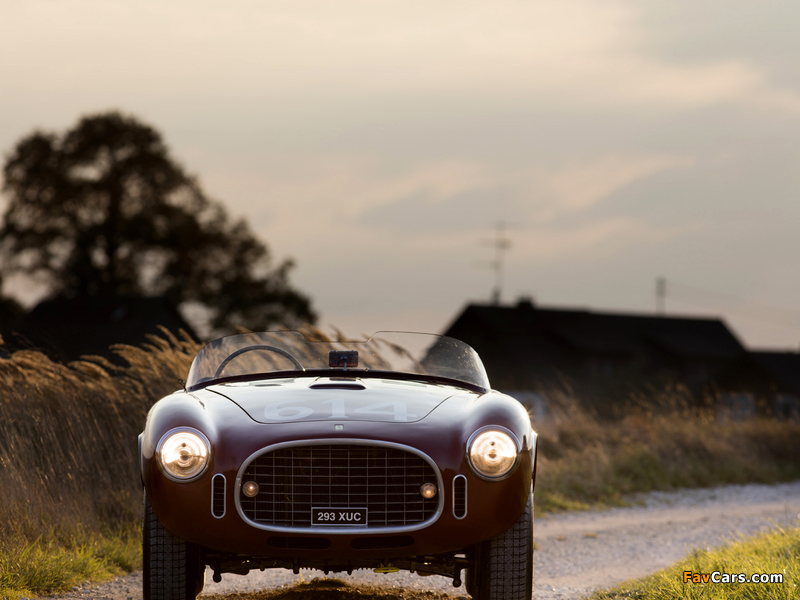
[442,300,750,391]
[448,300,745,357]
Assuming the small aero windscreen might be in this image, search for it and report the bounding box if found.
[185,331,490,392]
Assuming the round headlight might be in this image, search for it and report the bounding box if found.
[468,429,518,479]
[158,428,210,481]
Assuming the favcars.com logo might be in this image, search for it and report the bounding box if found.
[683,571,784,584]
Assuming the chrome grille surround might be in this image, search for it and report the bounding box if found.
[452,474,467,519]
[235,439,444,534]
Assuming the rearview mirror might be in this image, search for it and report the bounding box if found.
[329,350,358,368]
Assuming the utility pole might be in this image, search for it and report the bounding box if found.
[656,277,666,315]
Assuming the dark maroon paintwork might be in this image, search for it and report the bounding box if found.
[141,362,536,578]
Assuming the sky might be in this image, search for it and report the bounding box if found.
[2,0,800,348]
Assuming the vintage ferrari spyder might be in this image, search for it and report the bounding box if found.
[139,330,537,600]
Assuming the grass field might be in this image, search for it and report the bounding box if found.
[591,525,799,600]
[533,395,800,514]
[1,328,799,597]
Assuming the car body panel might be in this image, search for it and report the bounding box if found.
[207,377,460,424]
[141,331,536,571]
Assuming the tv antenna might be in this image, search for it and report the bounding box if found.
[656,276,666,315]
[480,222,512,304]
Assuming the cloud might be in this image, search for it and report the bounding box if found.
[4,0,800,116]
[358,187,522,234]
[514,217,697,264]
[527,154,696,221]
[354,152,693,234]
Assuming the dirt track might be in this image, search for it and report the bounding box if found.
[48,481,800,600]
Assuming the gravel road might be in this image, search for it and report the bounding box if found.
[47,481,800,600]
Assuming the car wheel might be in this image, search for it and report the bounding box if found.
[466,488,533,600]
[143,492,205,600]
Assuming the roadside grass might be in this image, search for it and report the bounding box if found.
[590,525,800,599]
[533,398,800,516]
[0,526,140,600]
[0,328,799,596]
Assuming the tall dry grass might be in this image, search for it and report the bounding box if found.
[0,328,199,543]
[533,394,800,513]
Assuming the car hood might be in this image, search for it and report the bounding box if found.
[205,377,468,424]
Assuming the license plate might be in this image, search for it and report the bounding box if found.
[311,507,368,526]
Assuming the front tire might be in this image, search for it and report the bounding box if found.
[143,492,205,600]
[466,489,533,600]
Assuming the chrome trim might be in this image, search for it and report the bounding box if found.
[452,474,467,520]
[156,427,211,483]
[465,425,521,481]
[211,473,226,519]
[235,438,444,535]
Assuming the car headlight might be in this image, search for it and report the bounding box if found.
[468,428,518,479]
[157,428,210,481]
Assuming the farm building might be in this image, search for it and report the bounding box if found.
[442,299,776,416]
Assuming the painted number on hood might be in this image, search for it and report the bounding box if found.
[263,399,418,422]
[353,401,417,422]
[263,400,315,421]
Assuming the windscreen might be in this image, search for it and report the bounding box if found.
[185,331,490,392]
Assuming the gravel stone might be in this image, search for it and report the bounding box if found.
[43,481,800,600]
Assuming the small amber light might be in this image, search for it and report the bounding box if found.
[420,483,437,499]
[242,481,260,497]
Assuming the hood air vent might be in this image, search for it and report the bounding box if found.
[309,382,367,391]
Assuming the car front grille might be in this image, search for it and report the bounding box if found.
[238,443,441,531]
